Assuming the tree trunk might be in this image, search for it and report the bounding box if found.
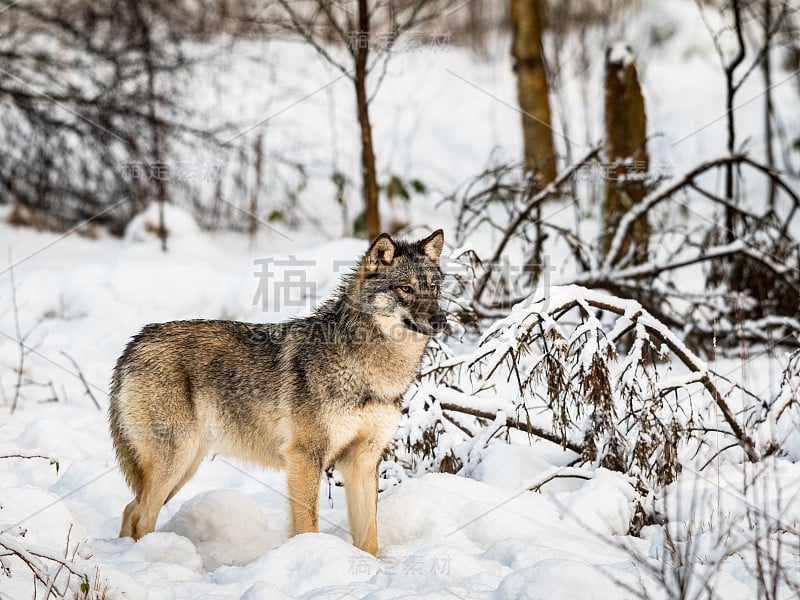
[602,44,649,264]
[724,0,745,244]
[510,0,556,187]
[356,0,380,240]
[761,0,776,207]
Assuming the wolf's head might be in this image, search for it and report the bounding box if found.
[351,229,446,339]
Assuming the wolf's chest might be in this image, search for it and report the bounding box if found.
[360,339,428,401]
[365,367,416,401]
[325,402,401,464]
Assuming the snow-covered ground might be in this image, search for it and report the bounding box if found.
[2,0,800,597]
[0,221,642,599]
[3,208,800,599]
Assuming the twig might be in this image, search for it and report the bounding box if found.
[8,251,24,414]
[0,454,53,461]
[0,453,60,473]
[0,531,88,599]
[59,351,101,410]
[528,467,593,492]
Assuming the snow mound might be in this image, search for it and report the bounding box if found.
[161,489,279,571]
[559,470,638,536]
[124,202,200,243]
[117,531,204,572]
[472,442,579,492]
[495,559,629,599]
[380,474,568,551]
[240,581,295,600]
[213,533,376,596]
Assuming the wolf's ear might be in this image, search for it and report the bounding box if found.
[365,233,396,272]
[420,229,444,263]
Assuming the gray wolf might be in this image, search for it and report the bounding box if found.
[108,230,445,556]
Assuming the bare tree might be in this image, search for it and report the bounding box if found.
[695,0,797,310]
[697,0,793,222]
[237,0,460,239]
[753,0,796,202]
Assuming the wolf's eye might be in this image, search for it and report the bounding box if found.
[398,285,414,294]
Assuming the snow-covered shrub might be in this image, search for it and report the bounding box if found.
[0,455,109,598]
[387,284,785,499]
[392,142,800,505]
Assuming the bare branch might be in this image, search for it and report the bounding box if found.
[440,401,584,454]
[59,351,101,411]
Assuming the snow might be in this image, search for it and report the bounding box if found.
[607,42,635,67]
[161,490,280,571]
[3,220,667,598]
[124,203,201,244]
[2,0,800,597]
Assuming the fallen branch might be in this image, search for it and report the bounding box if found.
[440,401,583,454]
[0,453,59,473]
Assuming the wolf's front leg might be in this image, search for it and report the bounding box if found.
[337,440,381,556]
[285,446,323,537]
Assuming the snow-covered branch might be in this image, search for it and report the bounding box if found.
[393,285,773,491]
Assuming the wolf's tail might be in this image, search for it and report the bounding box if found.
[108,347,145,500]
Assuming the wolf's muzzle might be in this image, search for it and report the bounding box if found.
[429,314,447,334]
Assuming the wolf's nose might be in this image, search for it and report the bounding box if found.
[429,314,447,333]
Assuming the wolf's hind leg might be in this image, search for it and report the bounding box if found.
[120,498,138,538]
[123,427,203,540]
[164,446,207,504]
[337,439,381,556]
